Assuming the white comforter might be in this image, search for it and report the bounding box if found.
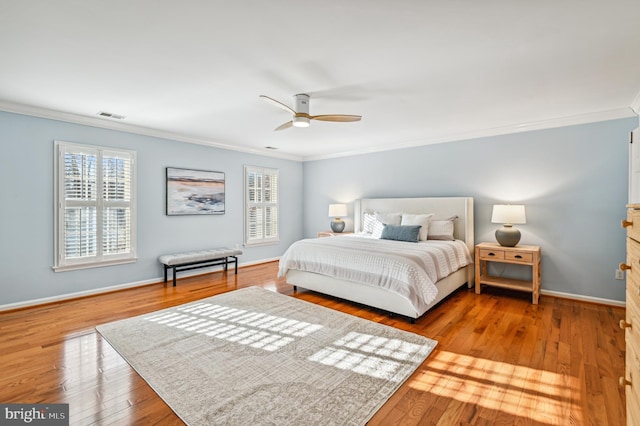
[278,235,472,313]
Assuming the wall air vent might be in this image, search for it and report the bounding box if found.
[97,111,125,120]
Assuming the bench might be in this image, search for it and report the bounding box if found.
[158,248,243,286]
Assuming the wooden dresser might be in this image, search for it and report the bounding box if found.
[621,204,640,424]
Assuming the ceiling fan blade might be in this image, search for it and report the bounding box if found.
[275,121,293,131]
[310,114,362,122]
[259,95,296,115]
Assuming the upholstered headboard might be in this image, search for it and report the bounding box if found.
[354,197,474,256]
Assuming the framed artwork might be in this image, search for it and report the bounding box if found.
[166,167,225,215]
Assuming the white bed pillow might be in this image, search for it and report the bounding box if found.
[374,211,402,225]
[428,216,458,240]
[360,211,402,237]
[401,213,434,241]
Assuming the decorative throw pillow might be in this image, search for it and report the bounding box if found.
[380,224,422,243]
[428,216,458,240]
[401,213,434,241]
[362,212,387,237]
[371,220,386,238]
[362,212,376,234]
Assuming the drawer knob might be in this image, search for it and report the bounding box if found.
[619,262,631,271]
[619,377,632,387]
[622,219,633,228]
[619,319,632,329]
[488,252,496,256]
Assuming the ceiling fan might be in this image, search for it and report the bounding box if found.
[259,93,362,131]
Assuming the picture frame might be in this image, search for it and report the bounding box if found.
[166,167,225,215]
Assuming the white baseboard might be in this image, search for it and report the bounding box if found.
[0,277,159,312]
[540,289,626,308]
[0,258,279,312]
[1,261,625,312]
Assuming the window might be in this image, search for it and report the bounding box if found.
[244,165,279,246]
[54,141,136,271]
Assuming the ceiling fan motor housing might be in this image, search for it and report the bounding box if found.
[293,94,310,127]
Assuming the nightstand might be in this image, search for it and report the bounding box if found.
[475,242,541,304]
[317,231,354,238]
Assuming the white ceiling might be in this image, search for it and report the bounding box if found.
[1,1,639,161]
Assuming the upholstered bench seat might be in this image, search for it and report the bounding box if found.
[158,248,242,286]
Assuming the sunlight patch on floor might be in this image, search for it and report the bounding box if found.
[407,350,579,425]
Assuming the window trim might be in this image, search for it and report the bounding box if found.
[53,141,137,272]
[244,165,279,247]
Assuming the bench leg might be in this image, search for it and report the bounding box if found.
[163,265,168,283]
[234,256,238,274]
[173,266,177,287]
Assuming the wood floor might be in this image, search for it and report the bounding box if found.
[0,261,627,425]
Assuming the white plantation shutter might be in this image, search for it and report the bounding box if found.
[102,151,132,255]
[54,141,137,271]
[245,166,279,246]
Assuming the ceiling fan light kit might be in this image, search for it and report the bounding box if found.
[260,93,361,131]
[292,117,310,128]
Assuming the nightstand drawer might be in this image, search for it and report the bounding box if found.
[505,251,533,263]
[479,248,505,260]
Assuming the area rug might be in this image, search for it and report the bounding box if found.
[96,287,437,425]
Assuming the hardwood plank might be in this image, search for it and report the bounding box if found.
[0,262,626,425]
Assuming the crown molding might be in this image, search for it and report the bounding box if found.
[1,100,635,164]
[0,100,303,162]
[303,107,638,161]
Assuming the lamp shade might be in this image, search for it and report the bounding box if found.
[491,204,526,224]
[328,204,348,217]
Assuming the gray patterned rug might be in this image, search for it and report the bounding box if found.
[96,287,437,425]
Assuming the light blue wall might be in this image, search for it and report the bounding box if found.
[0,111,303,306]
[2,109,637,306]
[303,117,639,302]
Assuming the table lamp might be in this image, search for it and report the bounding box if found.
[328,204,348,233]
[491,204,526,247]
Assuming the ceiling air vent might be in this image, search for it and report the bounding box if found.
[97,111,125,120]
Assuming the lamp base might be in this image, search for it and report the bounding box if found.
[330,219,345,233]
[495,225,521,247]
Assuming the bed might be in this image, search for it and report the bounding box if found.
[279,197,475,321]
